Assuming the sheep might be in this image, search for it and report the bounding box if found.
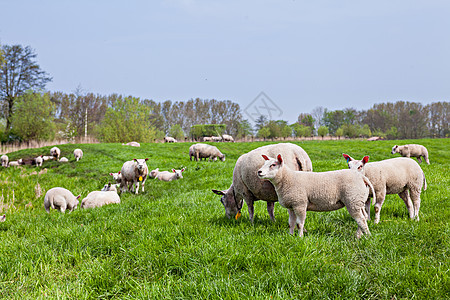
[1,154,8,167]
[222,134,235,142]
[122,141,141,147]
[0,214,5,222]
[155,168,185,181]
[50,147,61,160]
[59,157,69,162]
[211,136,223,142]
[190,143,225,162]
[258,154,375,238]
[120,158,149,194]
[212,143,313,222]
[44,187,80,213]
[202,137,212,142]
[42,155,52,161]
[8,159,22,167]
[35,155,44,167]
[149,168,159,178]
[164,137,177,143]
[109,172,123,185]
[81,191,120,209]
[391,144,430,164]
[73,149,83,161]
[343,154,427,223]
[101,183,119,193]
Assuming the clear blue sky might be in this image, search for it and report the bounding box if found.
[1,0,449,124]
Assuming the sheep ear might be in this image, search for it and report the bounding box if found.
[212,189,225,196]
[76,195,81,200]
[262,155,270,161]
[277,154,283,164]
[343,153,352,163]
[172,169,176,173]
[109,173,113,176]
[181,168,185,172]
[362,156,369,164]
[145,158,149,161]
[118,171,121,174]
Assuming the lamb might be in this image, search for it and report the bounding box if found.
[0,214,5,222]
[211,136,223,142]
[81,191,120,209]
[73,149,83,161]
[120,158,149,194]
[101,183,119,193]
[343,154,427,223]
[1,154,8,167]
[44,187,80,213]
[222,134,235,142]
[8,159,22,167]
[190,143,225,162]
[149,168,159,178]
[202,137,212,142]
[42,155,52,161]
[59,157,69,162]
[154,168,185,181]
[391,144,430,164]
[109,172,123,185]
[212,143,313,222]
[258,154,375,238]
[35,155,44,167]
[50,147,61,160]
[122,141,140,147]
[164,137,177,143]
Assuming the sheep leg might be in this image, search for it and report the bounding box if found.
[398,190,414,219]
[365,198,371,221]
[417,157,422,164]
[410,188,421,221]
[141,178,146,193]
[266,201,275,221]
[347,206,371,239]
[425,156,430,164]
[288,209,296,235]
[246,200,255,222]
[135,181,139,194]
[373,191,386,224]
[292,206,306,237]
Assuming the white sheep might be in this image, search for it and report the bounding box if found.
[73,149,83,161]
[35,155,43,167]
[149,168,159,178]
[0,214,5,222]
[1,154,8,167]
[44,187,80,213]
[81,191,120,209]
[122,141,141,147]
[391,144,430,164]
[50,147,61,160]
[343,154,427,223]
[109,172,123,186]
[120,158,149,194]
[258,154,375,238]
[211,136,223,142]
[8,159,22,167]
[101,183,119,193]
[212,143,313,222]
[59,157,69,162]
[164,137,177,143]
[222,134,235,142]
[154,168,185,181]
[202,137,212,142]
[189,143,225,162]
[42,155,52,161]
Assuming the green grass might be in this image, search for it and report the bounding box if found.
[0,139,448,299]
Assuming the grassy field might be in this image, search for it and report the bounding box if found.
[0,139,448,299]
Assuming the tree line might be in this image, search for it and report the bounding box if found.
[0,43,448,143]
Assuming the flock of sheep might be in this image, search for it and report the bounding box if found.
[0,141,430,238]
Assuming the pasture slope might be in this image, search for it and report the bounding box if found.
[0,139,448,299]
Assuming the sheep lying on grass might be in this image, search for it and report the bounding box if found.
[50,147,61,160]
[73,149,83,161]
[343,154,427,223]
[120,159,149,194]
[258,154,375,238]
[212,143,313,222]
[35,155,43,167]
[391,144,430,164]
[149,168,159,178]
[101,183,119,193]
[44,187,80,213]
[122,142,140,147]
[59,157,69,162]
[154,168,185,181]
[81,191,120,209]
[1,155,8,167]
[190,143,225,162]
[8,159,22,167]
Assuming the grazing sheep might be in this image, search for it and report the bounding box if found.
[211,136,223,142]
[59,157,69,162]
[155,168,185,181]
[212,143,313,222]
[258,154,374,238]
[164,137,177,143]
[81,191,120,209]
[122,141,141,147]
[202,137,212,142]
[190,143,225,162]
[44,187,80,213]
[101,183,119,193]
[149,168,159,178]
[222,134,235,142]
[0,214,5,222]
[120,158,149,194]
[35,155,44,167]
[73,149,83,161]
[1,155,8,167]
[343,154,427,223]
[50,147,61,160]
[391,144,430,164]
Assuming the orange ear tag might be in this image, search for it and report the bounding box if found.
[139,176,143,181]
[235,211,241,220]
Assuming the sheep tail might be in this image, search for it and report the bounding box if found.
[363,175,376,205]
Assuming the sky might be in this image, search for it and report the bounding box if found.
[0,0,449,124]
